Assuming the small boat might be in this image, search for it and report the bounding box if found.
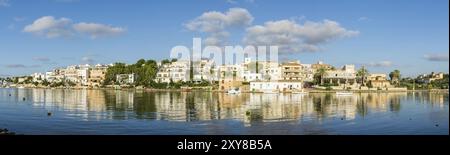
[336,91,353,95]
[17,86,25,89]
[227,88,241,94]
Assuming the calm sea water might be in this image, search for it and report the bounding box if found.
[0,88,448,135]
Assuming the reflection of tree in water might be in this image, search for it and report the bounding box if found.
[312,94,332,119]
[389,95,401,113]
[185,92,197,122]
[356,94,368,118]
[103,90,127,120]
[133,91,157,119]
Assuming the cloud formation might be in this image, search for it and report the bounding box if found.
[185,8,254,45]
[73,23,126,39]
[365,61,393,67]
[424,53,449,62]
[23,16,73,38]
[244,19,359,53]
[23,16,126,39]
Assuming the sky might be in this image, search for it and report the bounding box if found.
[0,0,448,77]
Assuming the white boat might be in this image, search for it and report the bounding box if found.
[336,91,353,95]
[227,88,241,94]
[17,86,25,89]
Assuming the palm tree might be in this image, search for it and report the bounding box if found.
[389,70,401,86]
[357,66,369,86]
[315,67,328,85]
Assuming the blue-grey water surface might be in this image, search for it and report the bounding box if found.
[0,88,448,135]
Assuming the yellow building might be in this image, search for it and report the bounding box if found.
[281,61,303,81]
[367,74,391,89]
[88,65,108,87]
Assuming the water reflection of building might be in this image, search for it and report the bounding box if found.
[154,92,189,121]
[7,88,446,125]
[426,92,448,108]
[245,94,305,124]
[357,93,407,114]
[87,90,107,112]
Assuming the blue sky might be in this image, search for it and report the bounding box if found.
[0,0,448,77]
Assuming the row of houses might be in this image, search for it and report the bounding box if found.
[154,58,363,92]
[417,72,446,83]
[30,64,110,87]
[21,57,412,91]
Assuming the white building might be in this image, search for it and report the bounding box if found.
[116,73,136,84]
[31,73,45,82]
[77,64,91,86]
[301,64,315,82]
[62,65,80,83]
[45,69,63,82]
[156,60,190,83]
[250,81,303,92]
[241,71,262,82]
[192,59,218,82]
[323,64,357,86]
[261,61,281,81]
[218,64,243,80]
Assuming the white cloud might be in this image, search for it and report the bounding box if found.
[23,16,73,38]
[0,0,10,7]
[185,8,253,45]
[243,19,359,53]
[73,23,126,39]
[424,53,449,62]
[23,16,126,39]
[365,61,393,67]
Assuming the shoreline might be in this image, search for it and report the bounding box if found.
[1,86,448,93]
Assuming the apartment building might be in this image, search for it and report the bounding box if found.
[323,64,357,86]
